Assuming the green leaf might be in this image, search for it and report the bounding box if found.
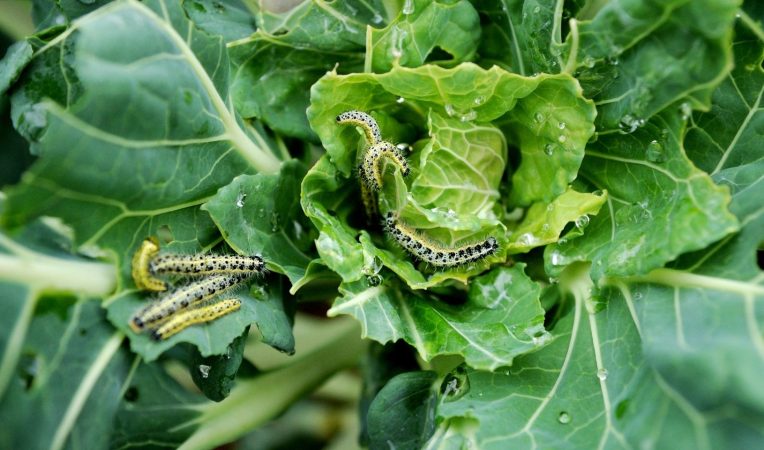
[368,0,480,72]
[429,262,764,449]
[545,109,739,279]
[303,63,595,288]
[2,0,290,357]
[328,265,548,371]
[228,0,374,140]
[0,40,33,95]
[183,0,256,42]
[507,188,606,253]
[569,0,739,130]
[0,298,129,450]
[685,15,763,224]
[202,160,317,287]
[359,341,421,446]
[110,361,206,449]
[367,371,438,450]
[190,326,248,402]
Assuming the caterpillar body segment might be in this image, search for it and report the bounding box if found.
[383,213,498,268]
[361,141,411,191]
[336,110,382,145]
[150,298,242,341]
[132,238,167,292]
[129,274,248,333]
[150,254,265,278]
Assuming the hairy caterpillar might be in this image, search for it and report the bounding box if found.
[150,253,265,277]
[384,212,498,267]
[150,298,241,340]
[132,238,167,292]
[336,110,382,145]
[129,274,248,333]
[360,180,380,221]
[361,141,411,191]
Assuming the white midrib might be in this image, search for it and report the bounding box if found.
[37,0,281,174]
[49,331,124,450]
[132,0,280,173]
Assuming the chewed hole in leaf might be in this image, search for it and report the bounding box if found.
[123,386,139,403]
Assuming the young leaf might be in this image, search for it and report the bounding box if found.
[328,265,548,371]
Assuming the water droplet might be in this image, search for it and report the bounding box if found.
[597,368,609,380]
[645,140,665,163]
[366,274,383,286]
[372,13,383,24]
[235,192,246,208]
[534,112,545,123]
[557,134,567,143]
[583,55,596,68]
[557,122,566,130]
[575,215,590,230]
[541,223,550,232]
[544,143,555,155]
[198,364,211,379]
[533,5,540,13]
[550,250,564,266]
[473,96,486,105]
[518,232,537,246]
[634,292,643,300]
[619,114,644,133]
[396,97,405,104]
[679,102,692,120]
[402,0,414,15]
[460,110,477,122]
[445,104,456,117]
[546,203,555,211]
[558,412,571,424]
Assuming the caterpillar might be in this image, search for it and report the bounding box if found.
[150,298,242,340]
[360,141,410,191]
[336,110,382,145]
[150,253,265,277]
[129,273,248,333]
[383,212,498,267]
[132,238,167,292]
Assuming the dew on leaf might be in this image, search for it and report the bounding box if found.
[558,412,571,424]
[460,110,477,122]
[396,97,405,104]
[575,215,590,230]
[680,102,692,120]
[473,96,486,105]
[445,104,456,117]
[402,0,414,15]
[235,192,246,208]
[619,114,645,133]
[198,364,211,379]
[544,143,555,155]
[557,134,567,143]
[597,368,609,381]
[646,140,665,163]
[534,112,545,123]
[518,232,537,246]
[557,121,566,130]
[372,13,383,24]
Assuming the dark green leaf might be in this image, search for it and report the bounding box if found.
[190,326,248,402]
[367,371,438,450]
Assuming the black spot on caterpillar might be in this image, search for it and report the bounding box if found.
[336,110,382,145]
[150,254,266,278]
[149,298,241,341]
[384,212,498,267]
[129,274,248,333]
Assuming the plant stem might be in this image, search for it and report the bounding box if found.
[178,319,364,450]
[0,253,115,296]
